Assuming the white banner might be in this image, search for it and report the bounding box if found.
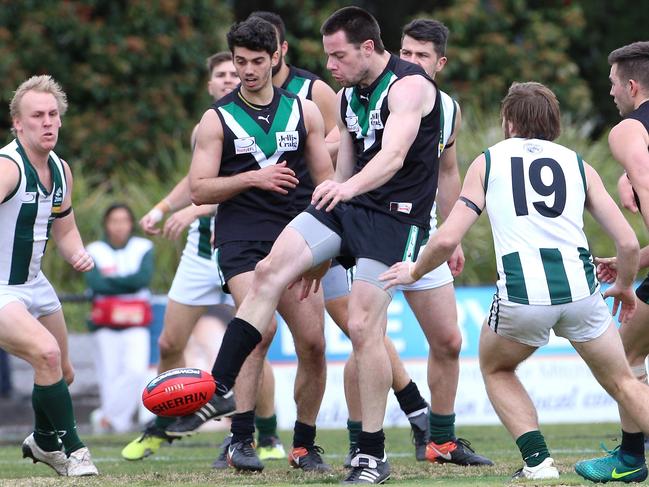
[267,286,621,429]
[271,355,618,430]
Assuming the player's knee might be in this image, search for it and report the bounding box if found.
[253,257,278,288]
[158,335,183,360]
[295,333,326,361]
[32,344,62,374]
[347,316,378,350]
[429,327,462,359]
[479,355,514,376]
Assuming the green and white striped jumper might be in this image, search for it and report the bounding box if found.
[484,137,598,305]
[429,90,459,229]
[184,216,214,261]
[0,139,67,285]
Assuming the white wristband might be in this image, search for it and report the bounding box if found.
[148,208,164,224]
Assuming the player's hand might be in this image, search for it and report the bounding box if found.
[603,282,636,324]
[448,244,465,277]
[255,161,299,195]
[69,249,94,272]
[595,256,617,283]
[618,173,638,213]
[379,262,417,290]
[311,180,354,212]
[163,207,197,240]
[288,260,330,301]
[140,208,164,235]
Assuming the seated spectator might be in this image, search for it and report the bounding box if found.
[86,203,154,433]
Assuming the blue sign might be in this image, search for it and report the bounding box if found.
[266,284,621,362]
[149,283,622,364]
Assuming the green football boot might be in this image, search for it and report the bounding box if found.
[575,444,647,483]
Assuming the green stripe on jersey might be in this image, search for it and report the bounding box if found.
[578,246,597,294]
[484,149,491,192]
[577,153,587,193]
[348,71,394,137]
[540,248,572,304]
[45,218,53,254]
[220,95,296,158]
[286,76,310,98]
[502,251,528,304]
[402,226,419,262]
[48,155,64,222]
[9,163,39,284]
[197,216,212,259]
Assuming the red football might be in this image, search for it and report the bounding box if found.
[142,368,216,417]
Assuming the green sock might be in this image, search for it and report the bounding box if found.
[32,389,60,452]
[347,419,362,449]
[429,412,455,444]
[255,414,278,442]
[33,380,83,454]
[154,416,175,430]
[516,430,550,467]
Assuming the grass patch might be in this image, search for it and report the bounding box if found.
[0,423,627,486]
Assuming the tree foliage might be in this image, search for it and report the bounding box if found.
[567,1,649,134]
[0,0,232,179]
[3,0,646,293]
[412,0,592,119]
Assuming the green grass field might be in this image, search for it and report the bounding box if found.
[0,423,633,486]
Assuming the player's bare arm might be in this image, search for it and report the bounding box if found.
[343,75,434,195]
[584,161,639,322]
[312,76,435,211]
[159,176,193,215]
[50,161,94,272]
[436,105,464,275]
[617,172,639,212]
[162,204,218,241]
[302,98,335,185]
[380,153,485,289]
[309,90,356,208]
[0,157,20,202]
[638,246,649,268]
[436,106,462,220]
[594,247,649,283]
[140,176,193,235]
[189,109,299,205]
[312,79,339,139]
[312,79,340,160]
[332,89,355,180]
[610,119,649,229]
